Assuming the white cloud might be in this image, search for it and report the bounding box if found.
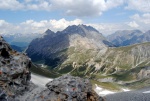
[0,17,149,37]
[130,13,150,24]
[0,18,121,36]
[21,18,83,33]
[0,18,83,35]
[50,0,125,16]
[26,1,51,11]
[125,0,150,13]
[126,13,150,32]
[0,0,125,16]
[87,23,130,36]
[0,20,17,34]
[49,19,83,30]
[0,20,9,26]
[0,0,149,17]
[127,21,139,28]
[0,0,24,10]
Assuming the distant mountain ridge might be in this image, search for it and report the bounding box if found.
[2,33,41,47]
[10,45,26,52]
[107,30,150,46]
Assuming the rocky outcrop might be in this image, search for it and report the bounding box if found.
[137,66,150,80]
[27,74,104,101]
[0,36,32,100]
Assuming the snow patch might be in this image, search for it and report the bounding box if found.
[31,73,53,87]
[122,88,130,92]
[143,91,150,93]
[94,84,115,96]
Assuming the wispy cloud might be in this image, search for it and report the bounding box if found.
[130,13,150,24]
[127,21,139,28]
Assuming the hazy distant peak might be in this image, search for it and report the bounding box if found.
[145,30,150,33]
[62,24,99,35]
[45,29,54,34]
[115,30,142,34]
[107,29,150,46]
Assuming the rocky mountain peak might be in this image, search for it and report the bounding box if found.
[114,30,142,36]
[62,25,85,36]
[63,24,100,36]
[45,29,54,34]
[79,24,99,33]
[145,30,150,34]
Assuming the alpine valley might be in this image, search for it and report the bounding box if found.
[26,25,150,91]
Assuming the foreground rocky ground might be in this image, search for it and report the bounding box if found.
[27,74,104,101]
[105,87,150,101]
[0,35,104,101]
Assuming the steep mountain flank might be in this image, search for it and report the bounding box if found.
[93,42,150,79]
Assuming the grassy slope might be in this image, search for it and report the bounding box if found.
[31,42,150,90]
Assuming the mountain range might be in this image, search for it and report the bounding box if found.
[26,25,150,90]
[2,33,41,47]
[107,30,150,46]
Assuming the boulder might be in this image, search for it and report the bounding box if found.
[28,74,104,101]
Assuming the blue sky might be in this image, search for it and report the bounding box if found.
[0,0,150,36]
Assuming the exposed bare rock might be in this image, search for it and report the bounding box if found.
[0,36,32,100]
[137,66,150,80]
[28,74,104,101]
